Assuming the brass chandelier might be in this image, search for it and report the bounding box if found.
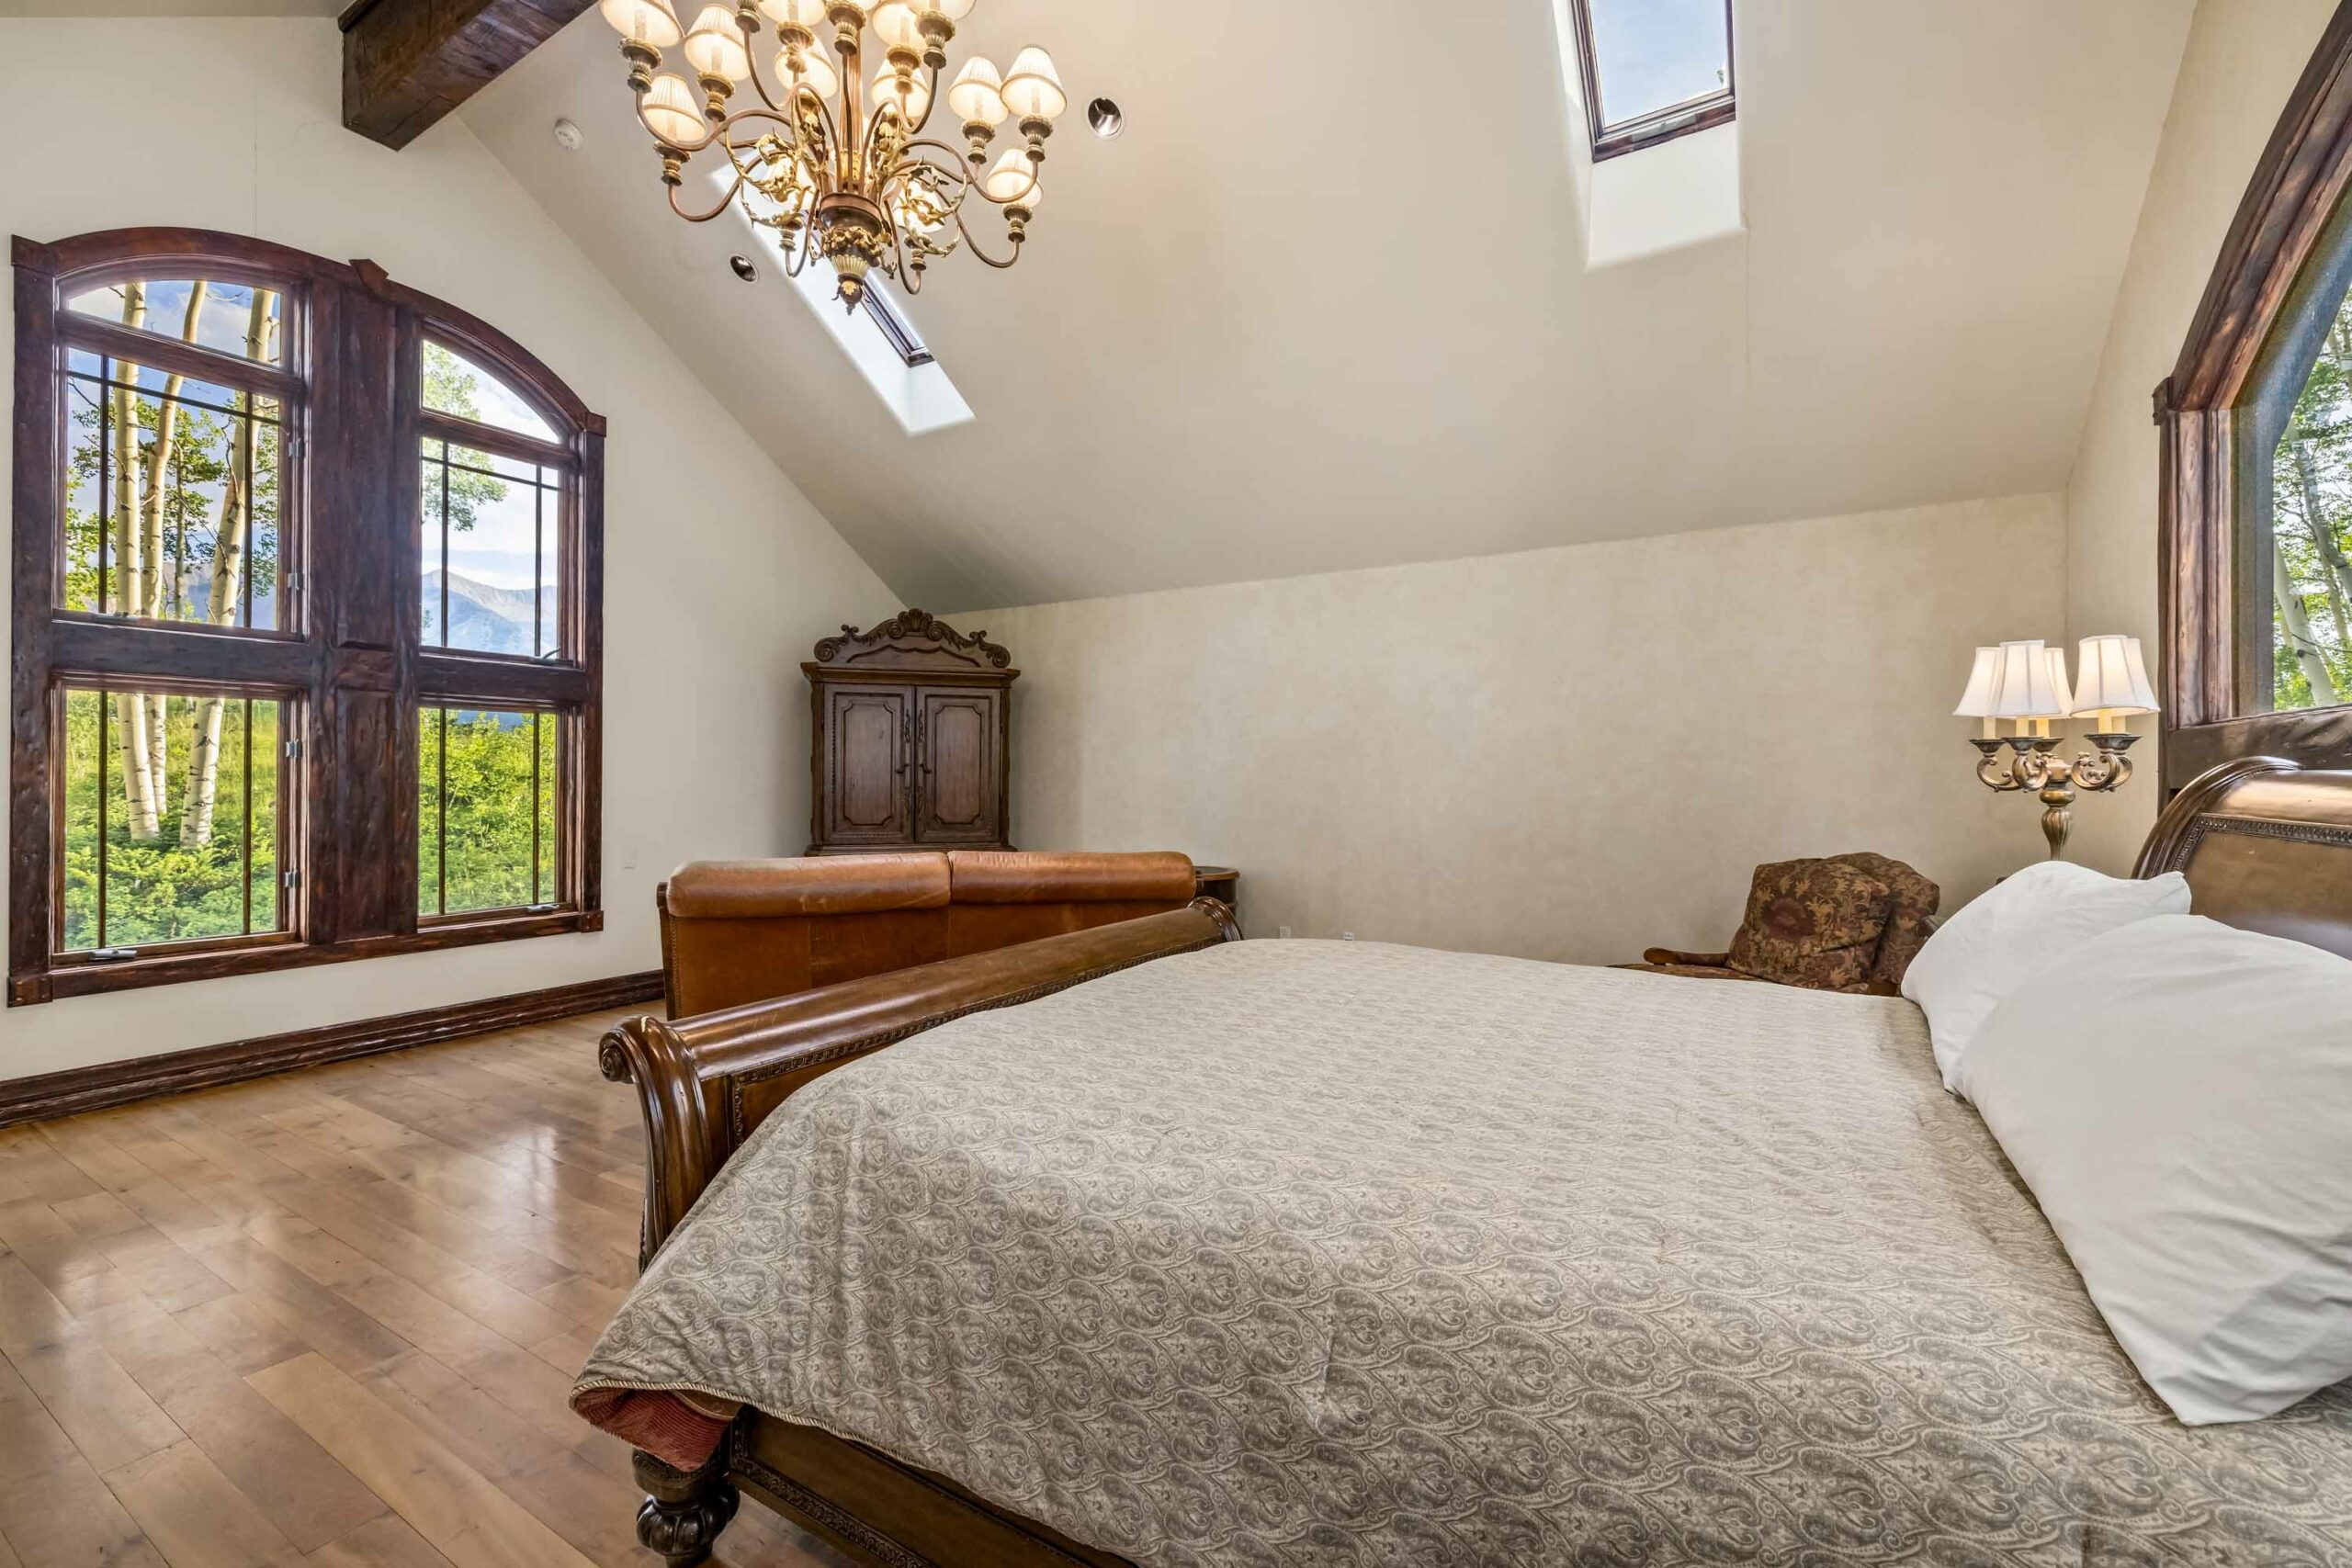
[597,0,1066,310]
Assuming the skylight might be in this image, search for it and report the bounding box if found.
[706,165,972,435]
[1570,0,1734,161]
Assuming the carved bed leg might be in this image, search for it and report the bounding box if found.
[634,1448,739,1567]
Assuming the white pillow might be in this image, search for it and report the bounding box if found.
[1901,859,2188,1091]
[1961,914,2352,1424]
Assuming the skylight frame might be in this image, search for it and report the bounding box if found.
[1569,0,1736,163]
[864,288,934,368]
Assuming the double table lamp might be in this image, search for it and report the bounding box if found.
[1953,635,2160,860]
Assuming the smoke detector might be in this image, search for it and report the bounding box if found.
[552,118,584,152]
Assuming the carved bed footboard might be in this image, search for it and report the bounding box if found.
[596,898,1238,1566]
[600,897,1241,1267]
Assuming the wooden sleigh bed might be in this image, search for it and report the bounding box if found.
[591,754,2352,1568]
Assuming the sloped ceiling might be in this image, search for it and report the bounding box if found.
[464,0,2194,611]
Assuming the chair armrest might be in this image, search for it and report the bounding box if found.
[1642,947,1730,967]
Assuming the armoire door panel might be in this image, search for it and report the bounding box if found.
[825,686,911,840]
[916,687,1000,843]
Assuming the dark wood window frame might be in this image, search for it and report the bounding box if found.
[1566,0,1736,164]
[2157,6,2352,793]
[10,228,605,1005]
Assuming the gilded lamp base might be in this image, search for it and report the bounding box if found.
[1970,732,2138,860]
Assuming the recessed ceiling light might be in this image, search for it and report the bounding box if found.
[552,118,584,151]
[729,254,760,283]
[1087,98,1124,139]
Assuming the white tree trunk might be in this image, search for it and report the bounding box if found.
[181,288,275,846]
[2276,538,2344,705]
[138,281,208,813]
[2288,441,2352,661]
[111,283,161,842]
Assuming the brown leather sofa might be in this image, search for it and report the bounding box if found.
[657,850,1199,1017]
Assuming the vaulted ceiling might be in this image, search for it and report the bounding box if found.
[462,0,2191,612]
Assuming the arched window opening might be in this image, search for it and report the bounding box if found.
[9,229,605,1004]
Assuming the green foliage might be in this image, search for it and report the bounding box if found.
[2272,313,2352,709]
[424,343,512,534]
[62,378,282,620]
[420,709,558,918]
[62,692,278,950]
[56,321,553,952]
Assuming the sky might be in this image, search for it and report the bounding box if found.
[1585,0,1731,127]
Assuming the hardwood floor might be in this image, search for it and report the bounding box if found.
[0,1006,852,1568]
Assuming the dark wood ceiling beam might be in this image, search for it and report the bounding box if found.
[340,0,593,151]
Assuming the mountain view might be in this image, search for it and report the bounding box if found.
[424,569,547,656]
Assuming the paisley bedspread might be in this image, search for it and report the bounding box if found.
[573,938,2352,1566]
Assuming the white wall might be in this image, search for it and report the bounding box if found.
[960,494,2066,965]
[0,17,898,1080]
[2062,0,2335,874]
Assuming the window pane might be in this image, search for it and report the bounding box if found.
[1585,0,1731,129]
[424,341,559,443]
[419,706,560,918]
[66,280,284,366]
[62,686,285,953]
[419,438,562,657]
[62,352,285,629]
[2269,299,2352,713]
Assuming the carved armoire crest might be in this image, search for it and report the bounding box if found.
[804,610,1018,854]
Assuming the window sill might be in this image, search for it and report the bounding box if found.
[11,908,605,1005]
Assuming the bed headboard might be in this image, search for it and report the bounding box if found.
[2135,758,2352,960]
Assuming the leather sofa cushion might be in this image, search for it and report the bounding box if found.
[947,851,1194,905]
[665,854,950,919]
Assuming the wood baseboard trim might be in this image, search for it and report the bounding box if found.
[0,969,663,1128]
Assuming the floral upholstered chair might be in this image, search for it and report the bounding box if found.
[1627,852,1939,997]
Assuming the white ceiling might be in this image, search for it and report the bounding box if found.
[464,0,2195,612]
[0,2,342,12]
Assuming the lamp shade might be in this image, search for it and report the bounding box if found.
[870,66,932,123]
[757,0,828,28]
[2072,634,2159,717]
[601,0,683,45]
[683,5,752,79]
[1951,647,2004,717]
[983,148,1041,205]
[1982,638,2068,719]
[639,72,707,145]
[777,40,840,98]
[949,56,1006,126]
[2041,646,2075,719]
[1001,46,1067,120]
[870,0,923,51]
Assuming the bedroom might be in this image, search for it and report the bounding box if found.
[0,0,2348,1563]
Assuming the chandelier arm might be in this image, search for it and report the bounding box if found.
[907,60,942,141]
[736,11,788,116]
[668,166,748,222]
[954,208,1021,269]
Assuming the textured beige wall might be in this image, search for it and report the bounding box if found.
[0,17,898,1080]
[960,495,2065,964]
[2063,0,2335,874]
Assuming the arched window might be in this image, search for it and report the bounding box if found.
[2157,12,2352,790]
[9,230,605,1003]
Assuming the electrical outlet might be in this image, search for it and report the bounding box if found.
[622,848,639,871]
[1341,931,1356,942]
[1277,925,1292,939]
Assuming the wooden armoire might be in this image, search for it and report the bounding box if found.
[804,610,1018,854]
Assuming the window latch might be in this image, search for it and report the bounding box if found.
[283,869,300,891]
[284,737,302,761]
[86,947,139,962]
